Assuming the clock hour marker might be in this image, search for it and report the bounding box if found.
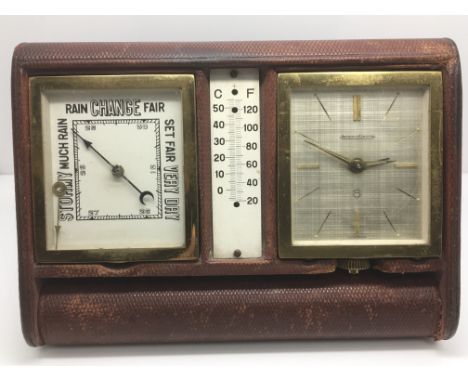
[297,186,320,201]
[394,162,418,169]
[315,210,332,236]
[396,128,420,144]
[353,208,361,237]
[297,163,320,170]
[314,94,331,121]
[385,92,400,117]
[353,95,361,121]
[383,210,399,235]
[397,187,420,201]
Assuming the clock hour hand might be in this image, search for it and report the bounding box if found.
[72,128,154,205]
[364,157,396,169]
[347,157,396,173]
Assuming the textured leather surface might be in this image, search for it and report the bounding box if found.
[11,39,462,346]
[39,273,441,345]
[12,40,459,65]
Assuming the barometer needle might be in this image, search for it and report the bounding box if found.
[72,128,154,205]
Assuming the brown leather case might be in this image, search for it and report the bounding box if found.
[11,39,462,346]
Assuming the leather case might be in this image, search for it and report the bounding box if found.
[11,39,462,345]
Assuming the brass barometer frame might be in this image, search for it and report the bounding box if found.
[30,74,198,263]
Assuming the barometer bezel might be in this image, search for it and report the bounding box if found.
[30,74,198,263]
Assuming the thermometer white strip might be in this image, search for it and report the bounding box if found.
[210,68,262,258]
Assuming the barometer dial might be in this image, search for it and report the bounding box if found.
[31,75,197,261]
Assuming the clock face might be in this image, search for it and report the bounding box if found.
[31,75,198,261]
[277,72,443,259]
[290,87,430,245]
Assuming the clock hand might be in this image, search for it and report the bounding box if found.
[364,157,396,169]
[72,128,154,205]
[296,131,353,166]
[296,132,395,173]
[347,157,395,173]
[303,139,354,165]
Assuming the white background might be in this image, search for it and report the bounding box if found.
[1,15,468,175]
[0,14,467,376]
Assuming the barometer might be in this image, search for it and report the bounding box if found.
[30,75,198,262]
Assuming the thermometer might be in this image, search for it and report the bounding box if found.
[210,68,262,258]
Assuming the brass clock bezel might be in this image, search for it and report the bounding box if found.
[277,71,443,259]
[30,74,198,263]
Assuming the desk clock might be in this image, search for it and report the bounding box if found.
[11,40,461,345]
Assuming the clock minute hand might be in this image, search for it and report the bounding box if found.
[72,128,154,205]
[303,139,353,166]
[296,131,353,166]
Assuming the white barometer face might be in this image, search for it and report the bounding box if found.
[31,75,197,261]
[277,72,443,259]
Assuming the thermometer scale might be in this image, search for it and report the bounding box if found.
[210,68,262,258]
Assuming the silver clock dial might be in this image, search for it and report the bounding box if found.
[290,87,431,246]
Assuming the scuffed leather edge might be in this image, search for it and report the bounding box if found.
[11,44,43,346]
[437,38,462,340]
